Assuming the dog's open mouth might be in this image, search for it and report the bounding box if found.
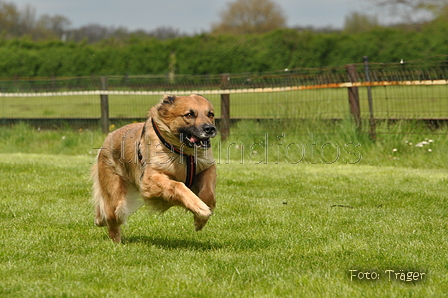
[184,134,211,149]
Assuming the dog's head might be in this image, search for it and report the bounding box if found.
[153,94,217,150]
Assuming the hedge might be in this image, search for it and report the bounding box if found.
[1,24,447,77]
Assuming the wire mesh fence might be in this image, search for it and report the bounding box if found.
[1,56,447,135]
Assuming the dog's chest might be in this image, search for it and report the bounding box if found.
[149,152,213,182]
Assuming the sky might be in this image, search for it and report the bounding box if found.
[10,0,381,34]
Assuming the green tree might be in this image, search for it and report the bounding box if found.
[0,0,20,36]
[366,0,448,23]
[212,0,286,34]
[343,12,380,33]
[36,14,71,39]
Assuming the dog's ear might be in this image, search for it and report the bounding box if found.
[162,94,176,105]
[156,95,176,118]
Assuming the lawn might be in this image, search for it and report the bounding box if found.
[0,151,447,297]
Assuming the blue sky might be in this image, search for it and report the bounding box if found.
[11,0,381,34]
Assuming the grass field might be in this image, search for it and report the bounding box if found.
[0,122,447,297]
[1,85,447,119]
[0,153,447,297]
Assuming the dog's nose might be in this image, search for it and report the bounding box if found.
[203,124,216,136]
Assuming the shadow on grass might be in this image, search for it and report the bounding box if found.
[123,235,274,252]
[123,235,224,251]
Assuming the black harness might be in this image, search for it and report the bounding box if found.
[138,119,196,189]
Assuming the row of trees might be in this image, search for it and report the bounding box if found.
[0,0,188,42]
[0,0,447,78]
[2,0,448,42]
[0,24,447,78]
[0,1,71,40]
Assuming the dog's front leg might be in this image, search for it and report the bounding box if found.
[140,172,212,225]
[193,164,217,231]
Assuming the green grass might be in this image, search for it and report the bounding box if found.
[0,121,446,296]
[0,122,106,156]
[1,85,448,119]
[0,152,447,297]
[1,120,447,169]
[220,118,448,169]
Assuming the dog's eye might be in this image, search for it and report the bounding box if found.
[184,112,195,119]
[208,112,214,119]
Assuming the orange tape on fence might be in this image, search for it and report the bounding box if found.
[0,80,446,97]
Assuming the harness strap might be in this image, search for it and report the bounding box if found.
[185,155,196,189]
[138,119,196,189]
[137,124,146,165]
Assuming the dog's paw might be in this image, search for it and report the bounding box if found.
[94,217,106,227]
[195,201,212,218]
[193,202,212,231]
[194,213,210,231]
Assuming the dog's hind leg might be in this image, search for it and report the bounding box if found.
[92,158,130,243]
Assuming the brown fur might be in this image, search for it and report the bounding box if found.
[92,94,217,243]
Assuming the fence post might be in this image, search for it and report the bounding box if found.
[345,64,361,130]
[363,56,376,140]
[100,76,109,134]
[220,73,230,141]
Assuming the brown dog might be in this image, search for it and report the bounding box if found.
[92,94,217,243]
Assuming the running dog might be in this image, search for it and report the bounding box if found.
[92,94,217,243]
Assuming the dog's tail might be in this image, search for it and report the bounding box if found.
[91,155,107,227]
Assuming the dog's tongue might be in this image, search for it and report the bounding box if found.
[189,136,199,143]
